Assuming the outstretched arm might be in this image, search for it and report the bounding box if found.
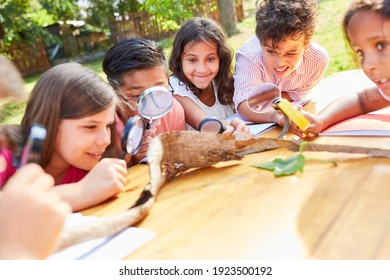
[295,87,389,138]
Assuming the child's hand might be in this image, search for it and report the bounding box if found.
[80,158,127,205]
[290,111,325,140]
[223,117,253,140]
[133,129,154,164]
[0,164,71,259]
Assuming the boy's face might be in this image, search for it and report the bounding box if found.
[261,35,307,80]
[117,65,169,116]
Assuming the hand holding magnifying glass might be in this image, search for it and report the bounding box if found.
[19,124,46,167]
[120,86,174,163]
[120,116,145,159]
[247,83,281,114]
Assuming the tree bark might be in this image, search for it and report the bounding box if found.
[218,0,238,37]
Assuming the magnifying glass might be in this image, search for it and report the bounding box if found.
[247,83,281,113]
[20,123,46,166]
[137,86,173,129]
[120,116,145,159]
[198,117,226,134]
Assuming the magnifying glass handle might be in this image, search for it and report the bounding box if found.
[119,151,126,159]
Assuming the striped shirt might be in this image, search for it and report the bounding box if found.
[233,36,329,108]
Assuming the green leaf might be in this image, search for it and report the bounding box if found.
[252,154,305,177]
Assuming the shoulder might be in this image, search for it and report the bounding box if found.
[169,75,180,87]
[157,98,186,133]
[236,37,262,59]
[170,75,195,98]
[305,41,329,63]
[170,98,185,115]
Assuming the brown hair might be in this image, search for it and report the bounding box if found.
[0,56,24,100]
[169,17,234,105]
[255,0,318,47]
[342,0,390,64]
[21,62,118,167]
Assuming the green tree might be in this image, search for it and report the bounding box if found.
[1,0,80,45]
[86,0,140,30]
[141,0,199,31]
[218,0,238,36]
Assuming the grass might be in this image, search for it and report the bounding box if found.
[313,0,355,75]
[1,0,356,125]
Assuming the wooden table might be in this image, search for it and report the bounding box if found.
[82,70,390,259]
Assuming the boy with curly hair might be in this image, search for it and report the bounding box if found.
[233,0,329,124]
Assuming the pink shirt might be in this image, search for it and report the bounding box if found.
[233,36,329,108]
[115,97,186,136]
[0,149,16,188]
[0,149,87,188]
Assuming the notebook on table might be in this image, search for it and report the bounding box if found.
[319,114,390,136]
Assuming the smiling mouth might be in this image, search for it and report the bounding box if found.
[87,152,103,157]
[375,78,389,85]
[275,67,288,73]
[195,74,211,79]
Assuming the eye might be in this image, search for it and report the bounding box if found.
[187,58,197,62]
[377,41,388,50]
[286,52,298,56]
[355,49,364,58]
[84,125,97,130]
[207,57,216,62]
[266,49,274,54]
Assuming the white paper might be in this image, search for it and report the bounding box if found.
[247,123,277,135]
[225,113,277,135]
[49,213,155,260]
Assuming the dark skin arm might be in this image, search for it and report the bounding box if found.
[294,87,389,139]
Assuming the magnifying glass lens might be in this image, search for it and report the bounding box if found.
[138,86,173,120]
[247,83,281,113]
[199,119,223,133]
[127,121,144,154]
[121,116,145,158]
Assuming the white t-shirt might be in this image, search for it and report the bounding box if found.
[169,76,235,126]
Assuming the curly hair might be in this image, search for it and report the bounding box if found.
[255,0,318,46]
[169,17,234,105]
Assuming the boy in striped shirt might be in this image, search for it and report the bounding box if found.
[233,0,329,124]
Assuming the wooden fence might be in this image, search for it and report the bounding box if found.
[110,0,244,44]
[109,11,175,43]
[1,0,245,76]
[0,38,51,77]
[59,24,109,57]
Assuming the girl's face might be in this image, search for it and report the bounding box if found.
[261,35,307,80]
[347,10,390,97]
[51,105,116,171]
[117,65,169,116]
[181,40,220,90]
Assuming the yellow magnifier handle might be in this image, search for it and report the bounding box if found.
[276,98,310,130]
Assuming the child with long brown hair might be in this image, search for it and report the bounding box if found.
[0,62,127,211]
[169,17,249,135]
